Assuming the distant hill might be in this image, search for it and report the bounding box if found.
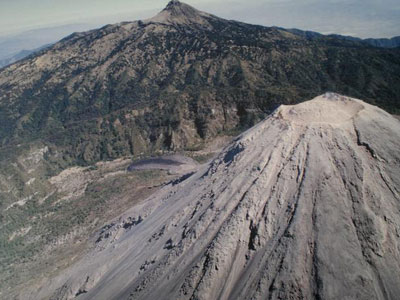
[285,28,400,48]
[363,36,400,48]
[0,24,97,63]
[0,44,51,68]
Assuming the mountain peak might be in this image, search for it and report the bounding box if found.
[162,0,199,17]
[276,93,365,125]
[165,0,183,9]
[146,1,213,26]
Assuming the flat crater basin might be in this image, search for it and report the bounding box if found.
[127,155,198,174]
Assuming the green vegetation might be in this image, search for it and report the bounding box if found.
[0,156,170,293]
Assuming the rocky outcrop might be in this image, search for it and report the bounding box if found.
[29,93,400,300]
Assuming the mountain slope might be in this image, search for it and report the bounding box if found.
[0,1,399,165]
[26,93,400,300]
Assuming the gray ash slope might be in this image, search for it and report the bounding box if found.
[30,93,400,300]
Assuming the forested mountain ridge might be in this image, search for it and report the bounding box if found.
[0,0,399,165]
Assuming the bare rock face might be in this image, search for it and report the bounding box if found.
[30,93,400,300]
[146,0,215,26]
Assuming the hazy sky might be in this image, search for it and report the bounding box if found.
[0,0,399,38]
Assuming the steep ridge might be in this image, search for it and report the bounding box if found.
[27,93,400,300]
[0,1,399,165]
